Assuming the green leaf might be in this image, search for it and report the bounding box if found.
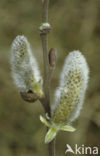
[60,125,76,132]
[40,115,51,127]
[45,128,57,144]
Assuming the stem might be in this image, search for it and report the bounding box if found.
[40,0,55,156]
[42,0,49,22]
[41,35,51,115]
[48,140,56,156]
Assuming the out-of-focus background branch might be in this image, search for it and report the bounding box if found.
[0,0,100,156]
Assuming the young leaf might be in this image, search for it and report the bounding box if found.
[60,125,76,132]
[40,115,51,127]
[45,128,57,144]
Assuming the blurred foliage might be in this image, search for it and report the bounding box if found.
[0,0,100,156]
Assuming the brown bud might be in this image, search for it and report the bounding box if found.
[20,91,40,103]
[49,48,57,68]
[20,90,45,103]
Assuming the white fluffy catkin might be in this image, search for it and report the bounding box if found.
[10,35,43,96]
[52,50,89,124]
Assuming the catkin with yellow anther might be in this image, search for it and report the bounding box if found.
[10,35,43,97]
[40,50,89,143]
[52,50,89,124]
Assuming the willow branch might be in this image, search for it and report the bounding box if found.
[41,34,51,114]
[40,0,55,156]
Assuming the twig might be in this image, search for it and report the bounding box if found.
[41,34,51,114]
[40,0,56,156]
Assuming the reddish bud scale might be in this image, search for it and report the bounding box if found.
[49,48,57,68]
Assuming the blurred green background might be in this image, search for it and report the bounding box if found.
[0,0,100,155]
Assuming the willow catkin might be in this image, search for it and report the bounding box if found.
[52,50,89,124]
[10,35,43,97]
[40,50,89,143]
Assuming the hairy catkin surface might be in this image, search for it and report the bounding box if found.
[10,35,43,96]
[52,51,89,124]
